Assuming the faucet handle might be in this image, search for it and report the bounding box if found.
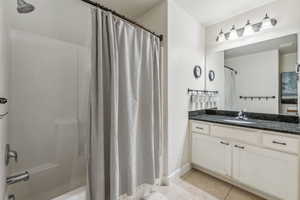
[6,171,30,185]
[8,194,16,200]
[6,144,18,166]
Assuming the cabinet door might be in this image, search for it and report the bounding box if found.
[233,144,298,200]
[192,134,231,177]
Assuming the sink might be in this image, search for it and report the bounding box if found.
[223,119,255,124]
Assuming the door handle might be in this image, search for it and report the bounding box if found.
[220,141,230,146]
[272,141,287,146]
[234,144,245,149]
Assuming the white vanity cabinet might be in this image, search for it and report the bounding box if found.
[192,134,231,177]
[232,144,298,200]
[190,120,300,200]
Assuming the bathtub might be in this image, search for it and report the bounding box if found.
[52,187,86,200]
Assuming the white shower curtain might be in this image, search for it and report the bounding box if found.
[88,8,163,200]
[224,69,237,110]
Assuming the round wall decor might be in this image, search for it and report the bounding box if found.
[208,70,215,81]
[193,65,202,79]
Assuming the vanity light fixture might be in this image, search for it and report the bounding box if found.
[243,20,254,36]
[228,25,238,40]
[217,29,226,42]
[216,13,277,43]
[261,14,273,30]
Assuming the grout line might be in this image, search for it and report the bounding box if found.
[224,186,233,200]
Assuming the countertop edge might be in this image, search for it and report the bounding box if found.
[189,117,300,136]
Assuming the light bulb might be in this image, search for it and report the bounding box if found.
[217,29,225,42]
[261,14,273,30]
[243,20,254,36]
[229,25,238,40]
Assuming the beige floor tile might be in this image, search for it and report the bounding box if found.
[150,169,266,200]
[182,170,232,200]
[225,187,266,200]
[181,169,195,179]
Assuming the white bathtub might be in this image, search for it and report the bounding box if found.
[52,187,86,200]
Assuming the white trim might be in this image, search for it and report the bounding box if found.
[168,163,191,179]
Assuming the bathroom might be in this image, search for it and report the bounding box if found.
[0,0,299,200]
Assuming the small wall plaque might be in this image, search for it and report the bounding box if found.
[193,65,202,79]
[209,70,215,81]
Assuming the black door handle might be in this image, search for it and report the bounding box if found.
[234,145,245,149]
[220,141,230,146]
[272,141,287,146]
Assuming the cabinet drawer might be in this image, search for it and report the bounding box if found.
[191,122,210,135]
[262,134,299,154]
[211,125,260,145]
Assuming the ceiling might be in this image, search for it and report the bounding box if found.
[96,0,161,19]
[173,0,278,25]
[225,34,298,59]
[95,0,279,25]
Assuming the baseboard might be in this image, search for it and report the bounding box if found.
[168,163,191,179]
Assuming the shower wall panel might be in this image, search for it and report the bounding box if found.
[8,30,90,200]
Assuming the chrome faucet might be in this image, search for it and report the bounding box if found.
[236,110,248,120]
[6,171,30,185]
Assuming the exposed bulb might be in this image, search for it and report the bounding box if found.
[217,29,226,42]
[261,14,273,30]
[243,20,254,36]
[229,25,238,40]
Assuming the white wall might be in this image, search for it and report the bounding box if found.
[167,0,205,175]
[0,0,9,198]
[136,2,167,37]
[206,51,225,109]
[206,0,300,52]
[225,50,279,114]
[280,53,297,72]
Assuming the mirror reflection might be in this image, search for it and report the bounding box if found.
[224,34,298,115]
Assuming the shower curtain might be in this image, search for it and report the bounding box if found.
[88,8,163,200]
[224,69,237,110]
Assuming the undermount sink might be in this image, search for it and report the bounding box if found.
[223,119,255,124]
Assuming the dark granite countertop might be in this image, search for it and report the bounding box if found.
[189,110,300,135]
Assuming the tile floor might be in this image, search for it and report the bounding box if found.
[153,169,266,200]
[181,169,265,200]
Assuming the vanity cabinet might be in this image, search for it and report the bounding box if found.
[232,144,298,200]
[190,121,299,200]
[192,134,231,177]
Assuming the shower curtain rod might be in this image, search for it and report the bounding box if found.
[81,0,163,41]
[224,65,238,74]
